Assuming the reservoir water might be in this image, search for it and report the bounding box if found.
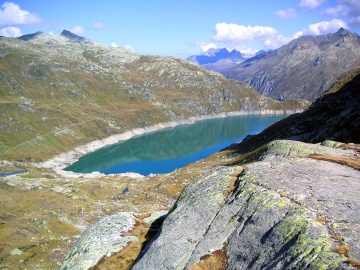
[65,115,285,175]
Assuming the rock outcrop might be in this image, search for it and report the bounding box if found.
[129,69,360,269]
[223,28,360,101]
[60,212,137,270]
[132,140,359,269]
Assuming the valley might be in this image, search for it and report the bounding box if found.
[0,29,359,270]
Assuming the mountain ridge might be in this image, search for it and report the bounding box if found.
[61,68,360,270]
[0,30,307,162]
[222,28,360,101]
[187,47,247,72]
[127,67,360,270]
[0,30,359,270]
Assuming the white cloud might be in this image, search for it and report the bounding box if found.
[302,19,348,35]
[299,0,327,11]
[71,26,85,35]
[205,18,349,58]
[350,15,360,27]
[93,22,105,30]
[263,34,294,48]
[111,42,119,48]
[211,23,291,50]
[293,31,304,39]
[275,8,297,19]
[124,44,135,52]
[323,0,360,28]
[194,41,217,52]
[212,23,278,44]
[233,46,259,58]
[323,4,349,16]
[0,26,21,36]
[0,2,41,26]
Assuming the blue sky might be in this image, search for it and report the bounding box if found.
[0,0,359,58]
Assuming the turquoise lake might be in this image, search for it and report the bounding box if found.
[65,114,285,175]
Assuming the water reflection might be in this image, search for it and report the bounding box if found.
[65,115,284,175]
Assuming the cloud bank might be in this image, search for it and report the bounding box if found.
[211,22,293,50]
[324,0,360,28]
[301,18,348,35]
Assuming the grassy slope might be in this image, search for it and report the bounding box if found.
[0,37,308,161]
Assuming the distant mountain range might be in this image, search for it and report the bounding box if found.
[17,29,94,45]
[222,28,360,101]
[187,48,248,72]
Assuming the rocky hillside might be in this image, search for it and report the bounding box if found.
[223,28,360,101]
[0,30,307,162]
[128,68,360,269]
[58,70,360,269]
[225,67,360,154]
[187,48,247,72]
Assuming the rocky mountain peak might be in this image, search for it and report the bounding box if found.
[60,29,92,44]
[187,48,247,72]
[18,31,46,41]
[60,29,80,39]
[203,47,224,56]
[336,27,352,36]
[223,28,360,101]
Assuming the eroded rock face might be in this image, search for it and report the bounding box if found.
[131,140,359,269]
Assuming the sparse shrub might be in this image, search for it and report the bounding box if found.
[316,215,328,224]
[334,244,350,257]
[346,257,360,269]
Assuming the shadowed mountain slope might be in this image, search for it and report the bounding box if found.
[225,68,360,154]
[128,70,360,270]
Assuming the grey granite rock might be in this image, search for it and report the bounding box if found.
[131,166,236,270]
[60,212,138,270]
[132,140,359,269]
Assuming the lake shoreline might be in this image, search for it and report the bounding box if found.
[39,109,302,178]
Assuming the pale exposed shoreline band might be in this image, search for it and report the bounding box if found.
[40,110,302,178]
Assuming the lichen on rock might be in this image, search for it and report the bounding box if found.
[131,140,359,269]
[60,212,138,270]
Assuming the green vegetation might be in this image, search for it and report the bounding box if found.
[0,37,307,162]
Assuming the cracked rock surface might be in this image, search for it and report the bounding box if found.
[132,140,359,269]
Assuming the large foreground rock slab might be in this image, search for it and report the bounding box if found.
[131,140,359,269]
[131,166,236,269]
